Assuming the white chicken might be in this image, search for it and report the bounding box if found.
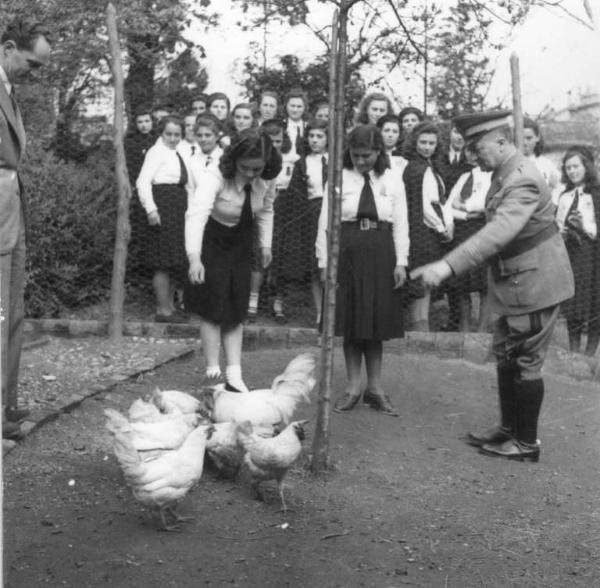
[205,353,316,427]
[151,388,206,418]
[109,423,213,531]
[236,419,308,512]
[105,407,200,452]
[205,421,280,479]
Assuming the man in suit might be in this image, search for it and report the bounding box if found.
[0,19,51,439]
[411,110,574,462]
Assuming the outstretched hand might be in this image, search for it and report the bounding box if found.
[410,260,453,289]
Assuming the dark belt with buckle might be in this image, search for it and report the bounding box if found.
[343,219,391,231]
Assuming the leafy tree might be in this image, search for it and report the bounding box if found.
[1,0,215,160]
[242,52,365,123]
[429,3,496,119]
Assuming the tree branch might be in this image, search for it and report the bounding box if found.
[383,0,426,60]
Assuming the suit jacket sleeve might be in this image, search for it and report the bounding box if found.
[444,173,540,276]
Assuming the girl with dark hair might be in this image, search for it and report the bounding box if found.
[207,92,231,122]
[316,125,409,416]
[246,118,293,322]
[275,118,329,324]
[193,113,224,171]
[403,121,452,331]
[376,113,408,173]
[523,117,561,200]
[556,146,600,355]
[125,107,156,280]
[312,100,330,123]
[191,93,208,116]
[354,92,393,126]
[136,115,191,322]
[398,106,424,135]
[185,129,282,392]
[231,103,257,133]
[257,91,278,125]
[283,87,308,159]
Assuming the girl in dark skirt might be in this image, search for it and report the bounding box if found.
[316,125,409,416]
[403,121,452,331]
[185,129,282,392]
[444,148,492,332]
[136,115,191,322]
[556,146,600,355]
[275,118,328,324]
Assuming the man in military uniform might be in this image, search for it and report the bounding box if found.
[411,110,574,462]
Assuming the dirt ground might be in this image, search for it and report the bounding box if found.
[4,345,600,588]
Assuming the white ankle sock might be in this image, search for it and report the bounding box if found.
[225,365,249,392]
[248,292,258,312]
[206,365,221,379]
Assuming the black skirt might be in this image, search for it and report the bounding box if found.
[144,184,187,273]
[184,216,254,326]
[447,216,487,293]
[564,234,596,325]
[334,222,404,340]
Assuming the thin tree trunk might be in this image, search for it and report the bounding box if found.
[311,9,339,473]
[510,52,524,151]
[107,2,131,342]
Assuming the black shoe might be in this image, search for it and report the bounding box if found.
[479,439,540,462]
[363,387,398,417]
[5,407,30,423]
[466,425,512,448]
[225,382,244,393]
[246,308,257,324]
[272,309,286,324]
[333,392,361,413]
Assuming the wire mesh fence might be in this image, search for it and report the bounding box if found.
[13,16,600,357]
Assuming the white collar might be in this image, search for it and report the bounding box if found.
[0,65,11,95]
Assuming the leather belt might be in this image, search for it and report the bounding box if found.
[498,222,558,260]
[343,219,391,231]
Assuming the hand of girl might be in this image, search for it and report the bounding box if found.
[393,266,407,289]
[261,247,272,269]
[188,258,205,285]
[147,211,160,226]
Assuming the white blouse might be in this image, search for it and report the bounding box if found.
[389,154,408,175]
[315,167,410,268]
[305,153,328,200]
[422,165,453,233]
[556,187,597,239]
[136,138,192,215]
[188,145,223,187]
[185,168,276,257]
[444,167,491,222]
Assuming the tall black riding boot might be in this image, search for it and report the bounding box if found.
[514,378,544,445]
[466,361,516,447]
[480,378,543,462]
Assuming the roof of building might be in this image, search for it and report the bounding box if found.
[539,120,598,149]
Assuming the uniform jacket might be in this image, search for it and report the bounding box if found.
[444,152,574,315]
[0,81,26,255]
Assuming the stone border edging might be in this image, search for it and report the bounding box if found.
[24,318,600,383]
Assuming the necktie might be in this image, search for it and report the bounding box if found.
[205,155,212,167]
[357,173,378,221]
[321,155,328,192]
[176,152,188,186]
[459,171,474,202]
[295,125,303,155]
[191,145,196,156]
[239,183,254,227]
[428,164,446,226]
[9,86,18,117]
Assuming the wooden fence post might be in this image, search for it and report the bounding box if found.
[510,52,524,151]
[106,2,131,342]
